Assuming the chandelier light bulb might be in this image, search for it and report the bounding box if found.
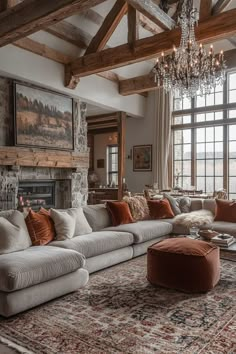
[152,0,227,98]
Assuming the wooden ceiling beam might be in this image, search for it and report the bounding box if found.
[13,37,147,96]
[128,5,139,49]
[81,8,104,25]
[0,0,106,47]
[139,13,162,34]
[119,74,156,96]
[13,37,74,64]
[126,0,175,30]
[0,0,18,11]
[200,0,212,21]
[45,21,88,49]
[85,0,128,55]
[212,0,232,15]
[119,48,236,96]
[67,8,236,79]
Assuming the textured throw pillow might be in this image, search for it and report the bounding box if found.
[178,196,191,213]
[106,201,134,226]
[148,199,175,219]
[50,208,92,241]
[214,199,236,223]
[0,210,32,255]
[25,208,55,246]
[164,193,191,215]
[164,193,181,215]
[123,196,149,221]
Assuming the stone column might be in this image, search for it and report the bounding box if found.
[71,100,89,207]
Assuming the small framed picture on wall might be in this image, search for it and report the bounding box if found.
[133,145,152,172]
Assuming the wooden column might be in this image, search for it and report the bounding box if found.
[118,112,126,200]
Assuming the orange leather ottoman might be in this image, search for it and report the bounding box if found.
[147,238,220,293]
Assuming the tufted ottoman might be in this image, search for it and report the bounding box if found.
[147,238,220,293]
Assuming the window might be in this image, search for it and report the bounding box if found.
[107,145,118,186]
[172,70,236,197]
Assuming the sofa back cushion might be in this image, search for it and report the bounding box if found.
[214,199,236,223]
[148,199,175,219]
[190,199,203,212]
[25,208,55,246]
[50,208,92,241]
[0,210,32,255]
[83,204,111,231]
[203,199,216,215]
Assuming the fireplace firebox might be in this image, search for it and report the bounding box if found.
[18,181,55,210]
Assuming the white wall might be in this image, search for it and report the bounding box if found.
[94,132,118,186]
[125,92,156,193]
[0,45,145,118]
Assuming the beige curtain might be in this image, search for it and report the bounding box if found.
[152,88,172,190]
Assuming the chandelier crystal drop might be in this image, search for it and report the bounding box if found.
[152,0,227,98]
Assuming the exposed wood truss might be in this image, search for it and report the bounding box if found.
[0,0,18,11]
[138,13,161,34]
[66,8,236,79]
[200,0,212,21]
[0,0,106,47]
[212,0,232,15]
[14,37,74,64]
[126,0,175,30]
[119,48,236,96]
[85,0,128,55]
[127,5,139,49]
[45,21,88,49]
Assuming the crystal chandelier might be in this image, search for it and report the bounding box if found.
[152,0,227,98]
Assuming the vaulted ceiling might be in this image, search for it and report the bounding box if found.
[0,0,235,99]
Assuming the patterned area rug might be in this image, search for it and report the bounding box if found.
[0,256,235,354]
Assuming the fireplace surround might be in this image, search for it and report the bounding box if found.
[0,77,89,210]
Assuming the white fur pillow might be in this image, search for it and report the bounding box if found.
[51,208,92,241]
[174,210,214,228]
[0,210,32,255]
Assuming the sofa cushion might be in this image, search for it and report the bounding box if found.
[123,196,149,221]
[0,246,84,292]
[190,199,203,211]
[104,220,173,244]
[25,208,55,246]
[83,204,111,231]
[0,210,32,255]
[50,208,92,240]
[106,201,134,226]
[148,199,174,219]
[164,193,181,215]
[49,231,134,258]
[203,199,216,215]
[214,199,236,223]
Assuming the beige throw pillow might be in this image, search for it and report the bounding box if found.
[0,210,32,255]
[51,208,92,241]
[123,196,149,221]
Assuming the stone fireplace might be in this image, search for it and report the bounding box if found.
[0,77,89,210]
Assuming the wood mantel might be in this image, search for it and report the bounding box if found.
[0,147,89,169]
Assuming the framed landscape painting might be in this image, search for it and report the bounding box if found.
[133,145,152,171]
[14,82,74,150]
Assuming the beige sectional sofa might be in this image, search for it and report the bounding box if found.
[0,198,234,317]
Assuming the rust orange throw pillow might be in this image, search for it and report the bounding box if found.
[25,208,55,246]
[214,199,236,223]
[106,201,134,226]
[148,199,175,219]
